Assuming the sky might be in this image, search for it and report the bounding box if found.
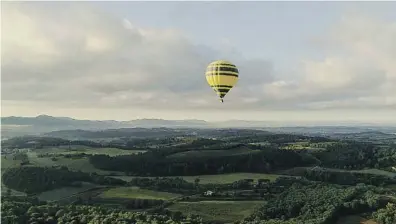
[2,1,396,123]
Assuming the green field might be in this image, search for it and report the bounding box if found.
[0,153,125,175]
[168,201,263,222]
[180,173,284,184]
[99,187,181,200]
[37,182,101,201]
[322,168,396,178]
[350,168,396,178]
[279,167,396,178]
[27,154,121,174]
[1,184,27,196]
[1,156,22,170]
[34,146,146,156]
[108,173,286,184]
[1,145,145,174]
[281,142,323,151]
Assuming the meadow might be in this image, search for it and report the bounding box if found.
[34,146,146,156]
[108,173,286,184]
[37,182,101,201]
[99,186,181,200]
[168,201,263,222]
[1,151,125,175]
[278,167,396,178]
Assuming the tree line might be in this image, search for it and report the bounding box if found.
[1,196,205,224]
[89,147,309,176]
[241,181,395,224]
[1,167,126,194]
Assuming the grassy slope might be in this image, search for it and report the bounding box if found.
[1,156,21,170]
[99,186,181,200]
[279,167,396,178]
[37,182,102,201]
[27,154,117,175]
[180,173,284,184]
[34,146,146,156]
[168,201,263,222]
[108,173,286,184]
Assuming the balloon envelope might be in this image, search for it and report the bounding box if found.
[205,60,239,102]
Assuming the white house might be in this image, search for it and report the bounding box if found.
[204,190,214,196]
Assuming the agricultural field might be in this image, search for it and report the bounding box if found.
[99,186,181,200]
[278,167,396,178]
[280,141,329,151]
[107,173,286,184]
[27,154,120,175]
[1,152,124,175]
[320,167,396,178]
[37,182,102,201]
[179,173,285,184]
[248,141,271,146]
[34,146,146,156]
[168,201,263,222]
[1,184,27,196]
[1,155,22,170]
[349,168,396,178]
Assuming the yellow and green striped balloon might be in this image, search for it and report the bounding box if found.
[205,60,239,103]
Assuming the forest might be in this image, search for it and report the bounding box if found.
[1,129,396,224]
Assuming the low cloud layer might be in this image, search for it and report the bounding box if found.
[2,2,396,116]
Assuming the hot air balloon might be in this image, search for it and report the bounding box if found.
[205,60,239,103]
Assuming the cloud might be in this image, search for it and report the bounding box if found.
[2,2,275,111]
[262,15,396,110]
[2,2,396,115]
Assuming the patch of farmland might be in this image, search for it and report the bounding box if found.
[99,186,181,200]
[27,154,123,175]
[37,182,101,201]
[107,173,286,184]
[180,173,285,184]
[34,146,146,156]
[168,201,263,222]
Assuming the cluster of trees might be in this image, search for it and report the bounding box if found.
[301,167,396,186]
[128,177,199,192]
[241,182,393,224]
[88,136,396,177]
[1,196,205,224]
[374,146,396,169]
[91,197,164,210]
[228,134,311,144]
[126,176,277,195]
[89,147,309,176]
[372,203,396,224]
[313,141,396,170]
[1,136,144,150]
[1,167,125,194]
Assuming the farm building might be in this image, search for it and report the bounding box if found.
[204,190,214,196]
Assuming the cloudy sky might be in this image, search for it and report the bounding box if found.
[2,1,396,123]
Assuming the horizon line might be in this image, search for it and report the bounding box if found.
[2,114,396,127]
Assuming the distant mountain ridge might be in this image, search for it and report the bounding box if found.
[2,115,209,128]
[2,115,396,139]
[1,115,211,138]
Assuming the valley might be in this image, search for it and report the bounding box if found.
[1,122,396,224]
